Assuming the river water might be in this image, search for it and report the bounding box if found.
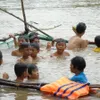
[0,0,100,100]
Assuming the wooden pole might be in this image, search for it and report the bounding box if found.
[1,78,100,89]
[20,0,28,33]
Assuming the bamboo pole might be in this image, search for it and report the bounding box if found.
[0,78,47,86]
[0,78,100,89]
[20,0,28,33]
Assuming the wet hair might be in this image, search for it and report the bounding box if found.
[56,38,66,45]
[18,35,29,42]
[29,35,39,43]
[71,56,86,71]
[30,42,40,51]
[29,32,39,43]
[0,51,3,60]
[20,42,30,49]
[76,22,86,34]
[95,35,100,47]
[18,35,25,40]
[14,63,27,77]
[29,32,38,38]
[27,64,38,75]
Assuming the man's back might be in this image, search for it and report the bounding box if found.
[67,36,88,50]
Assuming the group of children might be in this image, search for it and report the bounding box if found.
[0,22,100,97]
[14,63,39,82]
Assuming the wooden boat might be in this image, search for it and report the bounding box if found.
[0,78,100,90]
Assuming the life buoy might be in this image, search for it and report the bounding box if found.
[93,47,100,52]
[40,77,89,99]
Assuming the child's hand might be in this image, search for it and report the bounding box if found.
[9,34,15,39]
[46,42,52,50]
[2,72,9,79]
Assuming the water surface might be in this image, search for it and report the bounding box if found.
[0,0,100,100]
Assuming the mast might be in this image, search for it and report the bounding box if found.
[20,0,28,33]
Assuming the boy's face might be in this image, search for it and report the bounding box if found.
[31,47,39,57]
[18,38,26,46]
[70,63,76,73]
[23,47,30,56]
[29,70,39,79]
[56,42,66,53]
[23,69,28,78]
[34,38,40,44]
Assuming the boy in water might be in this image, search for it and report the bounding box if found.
[17,42,33,64]
[67,22,88,50]
[70,56,88,83]
[27,64,39,81]
[51,38,70,58]
[11,36,27,57]
[93,35,100,52]
[30,43,41,64]
[30,35,40,44]
[14,63,28,82]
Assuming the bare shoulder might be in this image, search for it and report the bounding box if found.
[11,49,22,57]
[80,39,88,44]
[69,36,81,42]
[69,36,76,41]
[80,39,88,48]
[11,49,18,56]
[17,57,23,63]
[64,51,70,56]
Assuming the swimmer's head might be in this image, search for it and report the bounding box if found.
[95,35,100,47]
[76,22,86,34]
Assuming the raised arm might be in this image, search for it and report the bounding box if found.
[9,34,18,48]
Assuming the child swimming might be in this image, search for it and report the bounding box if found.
[51,38,70,58]
[17,42,33,64]
[27,64,39,80]
[11,35,27,57]
[70,56,88,83]
[14,63,28,82]
[30,43,41,64]
[93,35,100,52]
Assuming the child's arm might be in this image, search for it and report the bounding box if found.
[88,41,95,45]
[9,34,18,48]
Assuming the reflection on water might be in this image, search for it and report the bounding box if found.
[0,0,100,100]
